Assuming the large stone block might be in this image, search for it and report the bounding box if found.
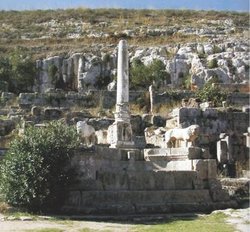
[131,115,143,135]
[178,107,202,124]
[44,107,63,120]
[0,119,15,136]
[193,159,217,180]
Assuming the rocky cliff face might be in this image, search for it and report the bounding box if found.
[35,38,249,93]
[36,52,117,93]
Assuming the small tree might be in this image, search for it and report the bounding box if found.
[0,121,79,212]
[130,58,150,88]
[130,58,167,89]
[0,57,12,91]
[148,59,166,84]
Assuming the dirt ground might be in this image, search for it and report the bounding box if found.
[0,208,249,232]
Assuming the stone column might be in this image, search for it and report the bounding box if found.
[77,57,84,91]
[115,40,130,122]
[149,85,154,115]
[108,40,134,148]
[116,40,129,104]
[217,133,233,163]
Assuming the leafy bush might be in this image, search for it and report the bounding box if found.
[0,57,12,91]
[195,83,227,107]
[0,121,79,212]
[130,59,167,89]
[0,80,8,92]
[0,48,36,93]
[207,58,218,69]
[130,59,149,88]
[182,74,192,89]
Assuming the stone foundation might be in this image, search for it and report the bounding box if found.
[63,146,237,215]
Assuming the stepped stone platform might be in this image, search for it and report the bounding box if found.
[63,146,237,215]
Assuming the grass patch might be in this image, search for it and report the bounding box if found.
[134,213,235,232]
[24,229,63,232]
[79,229,112,232]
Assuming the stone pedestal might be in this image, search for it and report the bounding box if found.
[108,121,134,148]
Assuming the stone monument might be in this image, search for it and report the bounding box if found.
[108,40,134,148]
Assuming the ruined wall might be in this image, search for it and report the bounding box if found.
[62,146,236,215]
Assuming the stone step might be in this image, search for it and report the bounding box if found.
[75,170,204,191]
[64,189,236,215]
[95,170,202,191]
[66,189,212,207]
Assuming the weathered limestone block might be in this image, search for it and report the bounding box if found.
[36,56,62,93]
[202,108,218,118]
[244,127,250,147]
[152,115,166,127]
[44,107,63,120]
[66,111,92,123]
[31,106,43,117]
[166,117,178,129]
[232,113,249,133]
[242,105,250,113]
[64,189,215,215]
[163,159,217,180]
[133,136,147,149]
[193,159,217,180]
[1,92,16,102]
[78,56,102,89]
[220,178,250,199]
[209,179,230,202]
[217,133,230,164]
[144,126,166,147]
[95,130,108,144]
[144,147,210,160]
[177,107,202,125]
[108,121,134,148]
[0,119,15,136]
[18,93,36,107]
[131,115,143,135]
[88,118,114,130]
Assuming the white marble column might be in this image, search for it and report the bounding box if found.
[115,40,130,123]
[108,40,134,148]
[116,40,129,104]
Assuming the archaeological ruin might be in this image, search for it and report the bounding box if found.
[0,34,249,215]
[60,40,248,215]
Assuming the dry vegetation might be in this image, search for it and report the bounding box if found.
[0,8,248,59]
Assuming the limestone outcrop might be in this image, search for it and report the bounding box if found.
[34,38,249,93]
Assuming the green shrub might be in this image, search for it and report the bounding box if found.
[195,83,227,107]
[148,59,167,86]
[0,48,36,93]
[0,80,8,92]
[207,58,218,69]
[130,58,149,88]
[130,59,166,89]
[9,48,36,93]
[0,57,12,90]
[0,121,79,213]
[182,74,191,89]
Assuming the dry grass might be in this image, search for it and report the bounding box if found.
[0,8,248,59]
